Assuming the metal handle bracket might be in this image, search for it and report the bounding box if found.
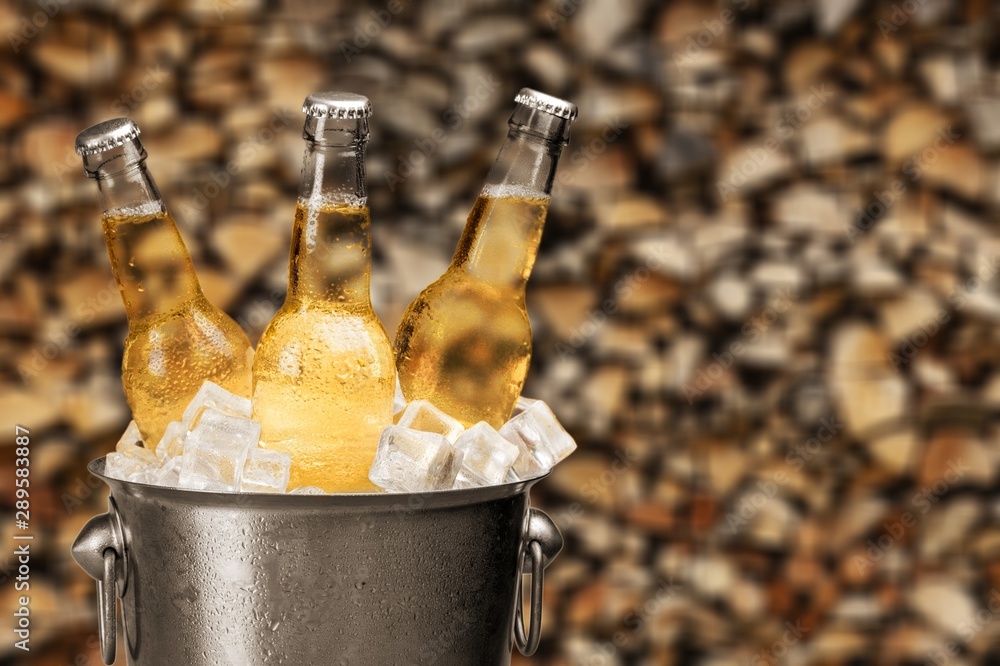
[514,508,563,657]
[72,498,127,665]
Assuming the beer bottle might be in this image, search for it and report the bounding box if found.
[76,118,254,450]
[252,93,394,492]
[394,89,577,429]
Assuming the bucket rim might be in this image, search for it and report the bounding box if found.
[88,456,547,509]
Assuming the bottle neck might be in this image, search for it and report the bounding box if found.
[455,128,564,288]
[483,127,562,195]
[288,140,373,306]
[93,157,164,212]
[92,158,202,321]
[297,138,367,205]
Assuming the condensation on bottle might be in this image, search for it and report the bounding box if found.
[252,93,395,493]
[76,119,254,450]
[394,89,578,429]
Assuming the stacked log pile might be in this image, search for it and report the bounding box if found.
[1,0,999,664]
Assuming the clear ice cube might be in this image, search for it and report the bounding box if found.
[127,468,158,485]
[114,422,158,469]
[500,400,577,480]
[369,425,464,492]
[177,471,233,492]
[151,456,183,488]
[122,442,158,466]
[454,422,519,488]
[289,486,326,495]
[115,420,143,452]
[393,378,407,415]
[178,407,260,488]
[181,380,252,426]
[504,442,547,481]
[512,395,540,417]
[240,448,291,494]
[105,451,154,481]
[107,421,157,480]
[155,420,187,462]
[396,400,464,443]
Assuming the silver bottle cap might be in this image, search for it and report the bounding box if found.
[302,92,372,119]
[75,118,142,156]
[514,88,578,121]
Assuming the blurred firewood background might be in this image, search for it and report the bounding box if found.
[3,0,1000,663]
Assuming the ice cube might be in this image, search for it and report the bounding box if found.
[500,400,577,480]
[512,395,540,417]
[155,420,186,462]
[393,378,407,415]
[177,472,233,492]
[115,420,143,452]
[114,421,158,468]
[181,380,252,425]
[504,443,546,481]
[105,452,154,481]
[178,407,260,488]
[396,400,464,443]
[151,456,183,488]
[122,442,158,465]
[369,425,464,492]
[454,422,519,488]
[240,448,291,494]
[127,468,158,485]
[289,486,326,495]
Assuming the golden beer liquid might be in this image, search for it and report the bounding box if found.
[252,200,394,492]
[103,207,254,448]
[395,189,549,429]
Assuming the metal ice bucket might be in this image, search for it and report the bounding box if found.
[72,458,562,665]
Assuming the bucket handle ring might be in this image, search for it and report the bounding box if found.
[514,508,563,657]
[98,549,118,664]
[514,540,544,655]
[71,497,127,665]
